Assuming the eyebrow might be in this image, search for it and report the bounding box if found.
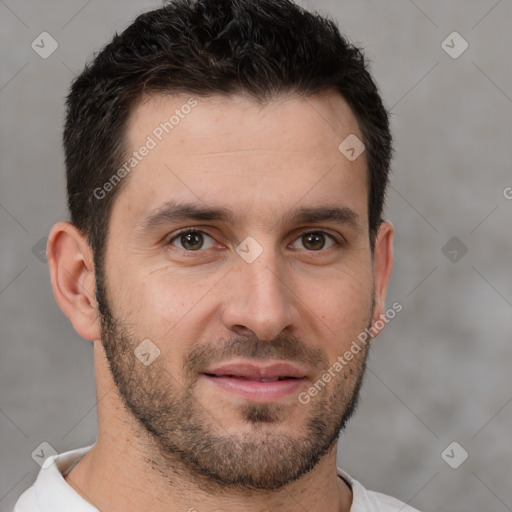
[135,200,360,234]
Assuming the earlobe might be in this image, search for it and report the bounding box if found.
[47,221,101,341]
[370,221,394,337]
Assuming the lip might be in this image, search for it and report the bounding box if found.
[202,360,309,402]
[204,361,308,380]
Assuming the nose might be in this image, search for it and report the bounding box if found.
[221,252,300,341]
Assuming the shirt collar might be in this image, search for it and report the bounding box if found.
[33,444,98,512]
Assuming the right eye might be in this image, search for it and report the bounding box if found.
[168,228,217,252]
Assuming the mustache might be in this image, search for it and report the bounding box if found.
[184,334,329,378]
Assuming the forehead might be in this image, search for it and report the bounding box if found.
[113,91,368,230]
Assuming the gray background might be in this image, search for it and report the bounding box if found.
[1,1,511,510]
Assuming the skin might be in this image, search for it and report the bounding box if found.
[47,90,394,512]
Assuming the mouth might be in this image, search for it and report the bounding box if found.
[205,375,299,382]
[201,361,309,402]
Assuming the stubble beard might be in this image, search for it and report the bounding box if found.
[96,270,370,491]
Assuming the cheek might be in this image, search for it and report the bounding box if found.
[131,277,189,330]
[111,265,220,349]
[105,261,181,331]
[304,274,374,354]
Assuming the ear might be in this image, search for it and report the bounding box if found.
[47,221,101,341]
[369,221,394,337]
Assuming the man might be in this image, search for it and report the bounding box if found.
[14,0,420,510]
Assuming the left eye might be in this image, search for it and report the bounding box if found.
[290,231,337,251]
[169,229,337,252]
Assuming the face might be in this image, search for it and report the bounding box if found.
[96,91,384,491]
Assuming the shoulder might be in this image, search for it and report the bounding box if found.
[337,467,423,512]
[12,485,38,512]
[12,445,96,512]
[364,489,422,511]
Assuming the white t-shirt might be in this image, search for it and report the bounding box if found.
[13,445,421,511]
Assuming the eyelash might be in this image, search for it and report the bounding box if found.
[167,227,342,254]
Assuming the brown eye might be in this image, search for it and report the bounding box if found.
[291,231,337,251]
[169,229,215,251]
